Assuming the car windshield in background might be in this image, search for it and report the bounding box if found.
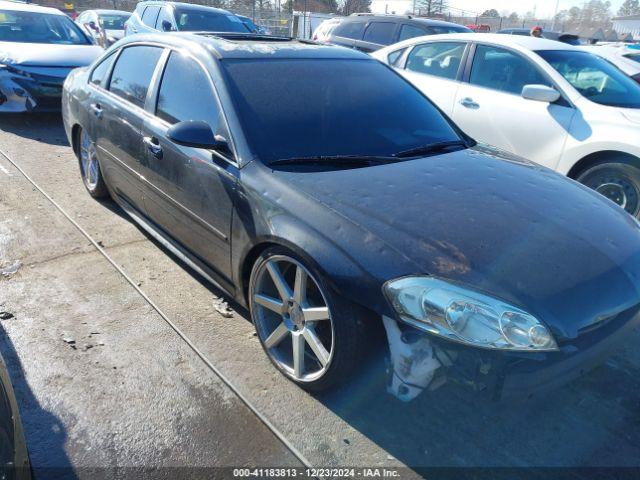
[174,8,249,32]
[0,10,89,44]
[221,58,463,164]
[537,49,640,108]
[624,52,640,64]
[99,14,130,30]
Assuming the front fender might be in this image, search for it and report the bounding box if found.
[231,164,406,317]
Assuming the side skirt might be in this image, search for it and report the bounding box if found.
[117,197,237,299]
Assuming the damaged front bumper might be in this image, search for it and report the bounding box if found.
[0,65,69,112]
[383,304,640,401]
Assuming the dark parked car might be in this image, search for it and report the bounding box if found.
[62,33,640,398]
[325,13,472,52]
[0,352,30,479]
[124,1,249,36]
[498,28,582,45]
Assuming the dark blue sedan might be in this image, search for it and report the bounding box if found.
[61,32,640,399]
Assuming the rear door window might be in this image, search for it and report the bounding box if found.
[141,6,160,27]
[406,42,466,80]
[109,46,163,108]
[156,51,221,130]
[362,21,396,45]
[333,21,365,40]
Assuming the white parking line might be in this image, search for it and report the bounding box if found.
[0,146,315,473]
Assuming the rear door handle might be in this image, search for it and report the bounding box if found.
[90,103,102,118]
[143,136,163,158]
[459,97,479,109]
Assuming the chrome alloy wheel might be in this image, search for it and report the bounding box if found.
[80,129,100,190]
[251,255,335,382]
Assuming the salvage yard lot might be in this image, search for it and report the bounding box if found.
[1,113,640,475]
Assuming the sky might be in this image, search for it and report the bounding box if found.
[371,0,627,18]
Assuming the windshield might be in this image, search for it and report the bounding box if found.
[0,10,89,44]
[174,8,249,33]
[221,58,463,164]
[537,49,640,108]
[99,13,130,30]
[624,52,640,64]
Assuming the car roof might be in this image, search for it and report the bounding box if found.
[400,32,574,51]
[123,32,371,60]
[342,13,466,28]
[0,0,65,15]
[137,1,231,14]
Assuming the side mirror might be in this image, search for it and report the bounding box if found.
[167,120,229,153]
[521,84,561,103]
[161,20,174,32]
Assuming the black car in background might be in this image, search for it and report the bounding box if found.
[62,33,640,399]
[325,13,472,52]
[124,1,249,35]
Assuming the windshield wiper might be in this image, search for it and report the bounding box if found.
[393,140,468,159]
[269,155,398,167]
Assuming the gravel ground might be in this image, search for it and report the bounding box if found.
[0,113,639,477]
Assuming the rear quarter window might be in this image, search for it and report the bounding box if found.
[90,51,117,87]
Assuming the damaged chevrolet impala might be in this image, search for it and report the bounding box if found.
[62,33,640,401]
[0,1,102,112]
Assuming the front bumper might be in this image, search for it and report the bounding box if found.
[500,304,640,399]
[0,67,66,113]
[387,303,640,401]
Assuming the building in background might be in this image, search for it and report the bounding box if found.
[612,14,640,40]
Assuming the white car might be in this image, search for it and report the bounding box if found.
[76,9,131,47]
[0,1,102,112]
[581,42,640,79]
[373,33,640,219]
[312,18,341,42]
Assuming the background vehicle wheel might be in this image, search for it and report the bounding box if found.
[577,161,640,219]
[249,247,364,391]
[77,127,109,198]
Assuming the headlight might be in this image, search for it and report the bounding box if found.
[383,277,558,351]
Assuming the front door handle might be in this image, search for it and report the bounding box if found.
[143,136,163,159]
[90,103,102,118]
[459,97,480,109]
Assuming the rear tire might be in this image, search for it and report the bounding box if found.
[76,127,109,199]
[248,246,365,391]
[577,160,640,219]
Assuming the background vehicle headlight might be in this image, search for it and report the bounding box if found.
[384,277,557,351]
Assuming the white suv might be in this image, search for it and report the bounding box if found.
[374,34,640,218]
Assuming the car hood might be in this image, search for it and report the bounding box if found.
[273,146,640,339]
[0,42,102,68]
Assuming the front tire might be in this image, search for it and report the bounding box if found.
[77,127,109,198]
[249,247,364,391]
[577,160,640,219]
